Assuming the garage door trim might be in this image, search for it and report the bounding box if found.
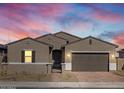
[71,51,110,53]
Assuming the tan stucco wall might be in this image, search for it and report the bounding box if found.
[65,38,117,64]
[55,32,80,43]
[7,39,51,63]
[117,58,124,70]
[36,35,67,49]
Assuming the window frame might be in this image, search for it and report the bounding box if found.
[24,50,33,63]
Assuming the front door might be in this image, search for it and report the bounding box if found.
[52,50,62,69]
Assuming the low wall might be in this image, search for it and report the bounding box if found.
[117,58,124,70]
[0,63,52,74]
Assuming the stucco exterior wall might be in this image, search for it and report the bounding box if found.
[7,39,50,63]
[65,38,117,70]
[36,35,67,49]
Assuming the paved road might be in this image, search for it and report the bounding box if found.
[0,82,124,89]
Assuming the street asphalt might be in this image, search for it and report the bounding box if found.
[0,82,124,89]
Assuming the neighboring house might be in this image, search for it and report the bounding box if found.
[0,44,7,63]
[116,49,124,70]
[64,36,118,71]
[117,49,124,58]
[3,31,119,73]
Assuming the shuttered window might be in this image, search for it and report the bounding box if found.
[25,50,32,63]
[21,50,35,63]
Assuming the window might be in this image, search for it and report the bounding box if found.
[21,50,35,63]
[24,50,32,63]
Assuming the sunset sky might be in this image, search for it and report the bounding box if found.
[0,3,124,48]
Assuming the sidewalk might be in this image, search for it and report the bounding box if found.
[0,82,124,89]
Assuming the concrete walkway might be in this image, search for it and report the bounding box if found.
[0,82,124,89]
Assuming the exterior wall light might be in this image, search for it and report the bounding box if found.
[67,54,71,58]
[112,54,115,58]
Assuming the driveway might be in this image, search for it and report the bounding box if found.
[73,72,124,82]
[51,71,124,82]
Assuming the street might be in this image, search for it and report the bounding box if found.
[0,82,124,89]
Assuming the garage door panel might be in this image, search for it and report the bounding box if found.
[72,62,108,66]
[72,65,108,71]
[72,67,107,71]
[72,53,109,71]
[72,60,108,65]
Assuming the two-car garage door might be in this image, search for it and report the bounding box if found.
[72,52,109,71]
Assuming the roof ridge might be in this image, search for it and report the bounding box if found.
[52,34,68,41]
[35,33,52,39]
[7,37,53,47]
[54,31,82,39]
[65,36,118,47]
[35,33,68,42]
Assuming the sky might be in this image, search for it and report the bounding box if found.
[0,3,124,48]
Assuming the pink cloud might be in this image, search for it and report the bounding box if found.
[0,6,53,40]
[85,4,124,23]
[113,32,124,48]
[92,10,124,23]
[0,39,8,44]
[5,4,67,19]
[36,4,68,19]
[20,19,52,34]
[0,28,29,39]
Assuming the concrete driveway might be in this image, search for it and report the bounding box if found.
[51,71,124,82]
[73,72,124,82]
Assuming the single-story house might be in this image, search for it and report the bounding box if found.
[2,31,119,73]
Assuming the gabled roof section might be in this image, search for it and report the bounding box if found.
[35,34,52,39]
[35,33,68,42]
[54,31,82,40]
[65,36,118,48]
[7,37,53,47]
[52,34,68,41]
